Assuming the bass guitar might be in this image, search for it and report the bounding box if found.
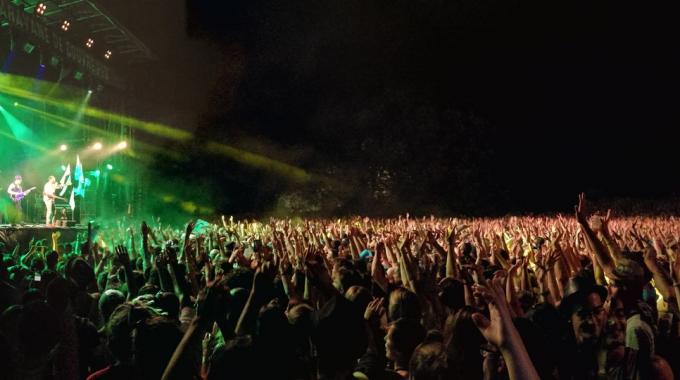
[10,187,36,202]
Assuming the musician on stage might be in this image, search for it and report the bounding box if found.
[6,175,25,223]
[43,175,64,226]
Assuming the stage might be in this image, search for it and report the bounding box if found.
[0,225,87,252]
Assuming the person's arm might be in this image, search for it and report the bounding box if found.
[595,210,625,265]
[155,254,173,293]
[52,231,61,253]
[643,245,674,302]
[115,245,138,299]
[162,282,230,380]
[472,280,540,380]
[505,263,522,317]
[371,242,389,293]
[445,229,460,279]
[181,222,201,296]
[575,193,616,277]
[234,262,275,336]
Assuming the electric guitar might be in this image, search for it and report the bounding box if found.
[9,187,36,202]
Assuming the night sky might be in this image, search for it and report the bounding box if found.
[107,1,680,216]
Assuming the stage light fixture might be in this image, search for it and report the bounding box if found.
[85,38,94,48]
[116,141,128,149]
[35,3,46,15]
[92,142,103,150]
[104,50,112,59]
[61,165,66,171]
[88,89,93,94]
[59,144,68,151]
[23,42,35,54]
[93,169,101,177]
[61,20,70,31]
[74,71,84,80]
[13,102,18,107]
[106,163,113,170]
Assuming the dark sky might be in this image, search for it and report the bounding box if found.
[102,1,680,216]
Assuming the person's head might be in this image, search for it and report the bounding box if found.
[560,274,608,347]
[45,250,58,270]
[388,287,422,322]
[134,316,183,379]
[29,257,44,273]
[154,292,180,321]
[608,257,647,309]
[14,175,21,185]
[438,277,465,312]
[569,291,606,346]
[332,267,360,294]
[409,340,449,380]
[345,285,371,312]
[443,306,486,379]
[99,289,126,324]
[385,318,426,369]
[286,302,314,340]
[66,257,94,290]
[47,176,56,184]
[208,336,256,380]
[105,303,155,363]
[18,301,61,357]
[257,299,290,343]
[513,317,554,379]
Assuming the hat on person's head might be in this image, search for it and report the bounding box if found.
[359,249,373,260]
[559,273,608,315]
[14,175,21,180]
[611,253,648,286]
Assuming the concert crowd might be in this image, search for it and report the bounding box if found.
[0,194,679,380]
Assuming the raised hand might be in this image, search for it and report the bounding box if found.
[574,192,588,225]
[304,249,333,291]
[471,278,517,348]
[195,280,230,326]
[141,221,151,235]
[115,245,131,267]
[364,297,386,324]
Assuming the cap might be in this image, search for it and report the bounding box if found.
[14,175,22,180]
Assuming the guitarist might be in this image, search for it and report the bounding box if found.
[7,175,29,223]
[43,175,65,226]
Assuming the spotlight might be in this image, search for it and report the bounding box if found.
[61,165,66,171]
[61,20,70,31]
[92,142,103,150]
[116,141,128,149]
[74,71,83,81]
[106,164,113,170]
[87,89,92,94]
[104,50,112,59]
[85,38,94,48]
[59,144,68,151]
[35,3,46,15]
[13,101,18,106]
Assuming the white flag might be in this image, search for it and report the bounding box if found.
[59,164,71,196]
[69,188,76,210]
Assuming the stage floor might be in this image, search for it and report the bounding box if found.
[0,224,87,252]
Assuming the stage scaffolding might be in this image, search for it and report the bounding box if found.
[1,0,154,223]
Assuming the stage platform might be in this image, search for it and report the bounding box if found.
[0,225,87,252]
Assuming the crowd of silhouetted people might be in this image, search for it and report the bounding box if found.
[0,194,679,379]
